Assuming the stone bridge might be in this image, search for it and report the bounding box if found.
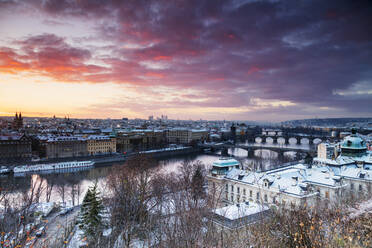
[200,143,316,158]
[246,134,326,145]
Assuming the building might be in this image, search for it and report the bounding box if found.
[340,130,367,157]
[211,202,270,230]
[165,128,208,144]
[12,112,23,130]
[208,158,347,208]
[317,142,337,159]
[314,129,371,167]
[0,134,32,162]
[209,131,372,210]
[115,134,131,153]
[87,135,116,155]
[42,136,88,159]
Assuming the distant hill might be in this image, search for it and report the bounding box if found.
[282,118,372,127]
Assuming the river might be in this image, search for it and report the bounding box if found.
[0,139,314,206]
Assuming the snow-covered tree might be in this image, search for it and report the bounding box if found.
[79,182,105,241]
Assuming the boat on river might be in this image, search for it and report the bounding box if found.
[13,161,94,173]
[0,166,10,174]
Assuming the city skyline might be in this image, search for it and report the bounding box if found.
[1,0,371,121]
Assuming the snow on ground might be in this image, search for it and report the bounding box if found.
[29,202,55,217]
[103,228,112,237]
[67,226,87,248]
[348,198,372,219]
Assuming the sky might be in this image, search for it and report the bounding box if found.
[0,0,371,121]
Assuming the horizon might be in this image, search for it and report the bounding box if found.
[1,113,372,124]
[1,0,371,121]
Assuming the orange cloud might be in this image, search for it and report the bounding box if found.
[154,55,172,61]
[146,72,165,78]
[0,48,30,73]
[0,35,107,82]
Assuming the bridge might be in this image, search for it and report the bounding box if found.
[246,134,328,145]
[200,143,316,158]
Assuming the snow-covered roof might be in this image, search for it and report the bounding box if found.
[47,136,86,142]
[87,135,112,140]
[224,163,346,198]
[314,151,372,166]
[0,134,24,140]
[214,202,268,220]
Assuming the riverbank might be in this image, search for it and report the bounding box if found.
[0,147,203,174]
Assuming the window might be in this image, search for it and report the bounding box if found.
[325,191,329,199]
[231,185,234,192]
[231,194,234,202]
[256,192,260,200]
[350,183,354,190]
[250,190,252,198]
[359,185,362,191]
[273,196,276,204]
[243,189,246,196]
[237,187,240,194]
[225,184,228,191]
[264,194,268,202]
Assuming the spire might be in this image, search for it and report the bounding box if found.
[15,112,18,119]
[19,112,22,119]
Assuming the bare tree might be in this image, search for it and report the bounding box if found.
[56,174,67,205]
[106,154,156,247]
[44,176,55,203]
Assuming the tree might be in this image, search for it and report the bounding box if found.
[191,164,205,202]
[79,182,105,242]
[106,154,155,247]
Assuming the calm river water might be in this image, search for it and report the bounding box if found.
[0,139,315,206]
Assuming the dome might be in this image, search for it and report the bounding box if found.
[341,136,366,149]
[341,130,367,156]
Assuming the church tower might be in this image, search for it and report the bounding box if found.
[13,112,23,129]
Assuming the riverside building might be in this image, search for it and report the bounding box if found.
[0,134,32,162]
[208,131,372,209]
[41,136,88,159]
[165,128,208,144]
[87,135,116,155]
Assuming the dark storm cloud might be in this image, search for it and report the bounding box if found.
[2,0,372,118]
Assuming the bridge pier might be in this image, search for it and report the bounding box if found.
[278,151,285,160]
[272,136,278,144]
[261,136,266,144]
[247,149,255,158]
[221,147,229,156]
[296,137,301,145]
[247,136,255,144]
[284,137,290,145]
[295,152,302,160]
[309,138,314,145]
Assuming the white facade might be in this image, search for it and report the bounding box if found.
[208,160,372,209]
[317,142,336,159]
[209,133,372,209]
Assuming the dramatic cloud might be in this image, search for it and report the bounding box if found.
[0,0,371,120]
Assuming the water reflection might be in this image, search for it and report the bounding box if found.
[1,148,301,206]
